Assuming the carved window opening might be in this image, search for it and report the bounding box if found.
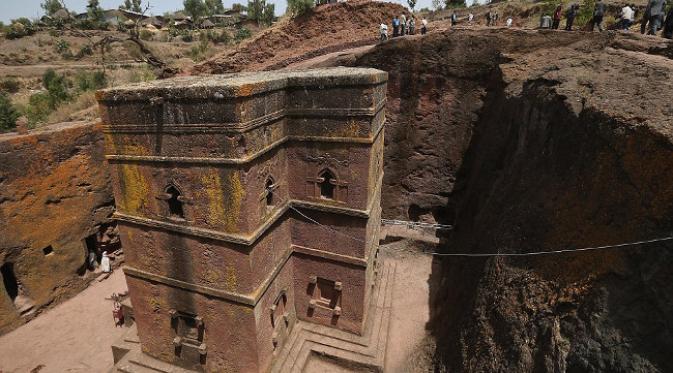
[1,262,19,302]
[170,310,206,363]
[165,185,185,219]
[318,170,336,200]
[315,277,338,309]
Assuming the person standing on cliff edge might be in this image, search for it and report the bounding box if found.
[592,0,606,31]
[565,4,578,30]
[400,13,407,35]
[553,4,563,29]
[380,22,388,41]
[392,16,400,37]
[646,0,667,34]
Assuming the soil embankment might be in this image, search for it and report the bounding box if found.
[192,1,410,74]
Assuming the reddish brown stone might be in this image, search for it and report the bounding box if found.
[98,68,387,372]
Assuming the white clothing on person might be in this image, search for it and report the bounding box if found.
[422,19,428,26]
[101,252,111,273]
[506,17,513,27]
[621,6,635,21]
[468,13,474,22]
[380,23,388,34]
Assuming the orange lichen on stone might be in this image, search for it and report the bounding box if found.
[118,164,150,215]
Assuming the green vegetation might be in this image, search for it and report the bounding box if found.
[235,27,251,41]
[184,0,207,22]
[444,0,466,9]
[55,39,73,59]
[76,0,109,30]
[119,0,143,13]
[189,31,211,61]
[41,0,64,16]
[287,0,314,17]
[205,0,226,16]
[207,29,231,44]
[0,78,21,94]
[248,0,275,27]
[577,0,596,27]
[0,93,19,132]
[74,71,107,92]
[18,69,108,126]
[129,66,156,83]
[6,18,36,40]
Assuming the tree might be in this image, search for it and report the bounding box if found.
[184,0,207,22]
[120,0,143,13]
[445,0,466,8]
[248,0,275,26]
[407,0,417,11]
[205,0,225,16]
[432,0,443,10]
[0,93,19,132]
[41,0,63,16]
[87,0,105,23]
[287,0,314,17]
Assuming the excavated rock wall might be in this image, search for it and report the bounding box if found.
[0,122,115,334]
[348,30,596,221]
[343,30,673,372]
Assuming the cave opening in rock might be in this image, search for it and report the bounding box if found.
[42,245,54,256]
[0,262,19,301]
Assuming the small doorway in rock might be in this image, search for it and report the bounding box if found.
[0,262,34,316]
[1,262,19,302]
[83,233,99,274]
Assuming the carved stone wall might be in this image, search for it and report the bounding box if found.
[98,68,387,372]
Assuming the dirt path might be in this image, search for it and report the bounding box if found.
[0,62,143,77]
[0,269,128,373]
[282,45,376,70]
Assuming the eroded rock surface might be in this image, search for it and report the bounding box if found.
[346,30,673,372]
[0,121,115,334]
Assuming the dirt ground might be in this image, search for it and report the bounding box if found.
[0,269,128,373]
[381,242,436,372]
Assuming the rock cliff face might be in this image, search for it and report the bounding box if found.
[340,30,673,372]
[0,122,115,334]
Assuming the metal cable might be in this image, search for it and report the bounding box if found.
[381,219,453,229]
[291,205,673,257]
[430,236,673,257]
[290,206,367,243]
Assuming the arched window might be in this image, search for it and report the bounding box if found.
[318,170,336,199]
[165,185,184,219]
[265,177,275,206]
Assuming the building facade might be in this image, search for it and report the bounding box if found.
[98,68,387,372]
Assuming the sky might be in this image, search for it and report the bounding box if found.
[0,0,446,24]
